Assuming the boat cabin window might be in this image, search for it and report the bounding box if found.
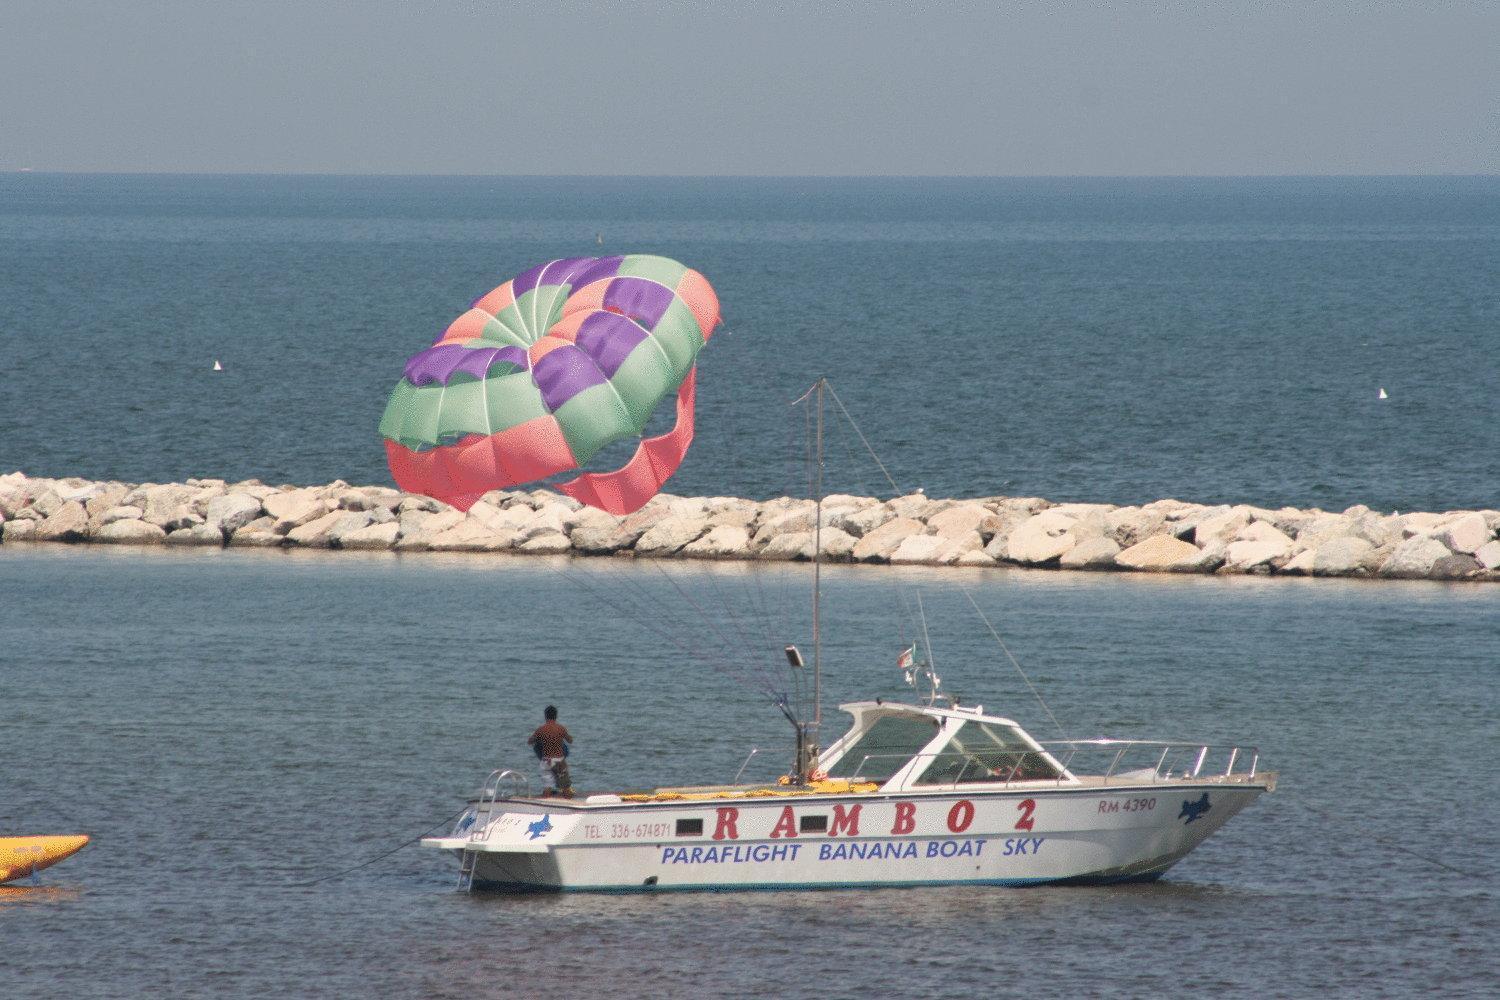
[826,714,942,782]
[916,721,1062,785]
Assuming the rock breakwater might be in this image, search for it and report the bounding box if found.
[3,471,1497,583]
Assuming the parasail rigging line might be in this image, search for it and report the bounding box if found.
[592,554,791,699]
[554,557,781,700]
[645,559,789,698]
[961,588,1067,738]
[825,380,902,496]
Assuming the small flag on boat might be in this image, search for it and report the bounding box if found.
[897,644,917,683]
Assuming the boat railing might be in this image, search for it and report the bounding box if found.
[472,768,529,831]
[840,741,1260,790]
[1037,739,1261,784]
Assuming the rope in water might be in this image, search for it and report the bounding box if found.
[292,808,467,887]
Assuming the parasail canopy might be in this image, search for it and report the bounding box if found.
[379,255,721,514]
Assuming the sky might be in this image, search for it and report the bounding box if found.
[1,1,1495,175]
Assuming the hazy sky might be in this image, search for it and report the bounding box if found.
[2,1,1495,174]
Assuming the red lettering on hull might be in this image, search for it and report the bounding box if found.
[713,807,739,841]
[891,801,917,835]
[769,805,798,839]
[829,803,861,837]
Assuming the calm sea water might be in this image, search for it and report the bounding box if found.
[1,547,1496,999]
[2,174,1497,510]
[2,177,1497,997]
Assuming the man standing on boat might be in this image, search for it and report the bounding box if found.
[528,705,574,799]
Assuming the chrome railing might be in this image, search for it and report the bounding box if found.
[1037,739,1260,784]
[834,740,1261,790]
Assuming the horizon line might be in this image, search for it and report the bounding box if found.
[6,170,1498,181]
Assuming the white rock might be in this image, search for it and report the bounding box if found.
[2,518,38,541]
[165,524,224,546]
[887,494,934,519]
[978,509,1030,545]
[339,521,400,550]
[926,504,989,538]
[1106,507,1164,548]
[426,519,508,552]
[1004,510,1078,565]
[818,527,859,560]
[1311,537,1381,576]
[1280,549,1317,575]
[1060,537,1121,569]
[84,484,130,525]
[1397,512,1442,538]
[141,485,192,527]
[635,514,710,556]
[96,519,167,544]
[1115,535,1210,572]
[833,504,891,538]
[572,506,664,553]
[285,510,346,547]
[1475,540,1500,570]
[1429,554,1483,580]
[399,509,465,537]
[851,517,924,562]
[954,549,997,568]
[889,534,958,565]
[1438,512,1490,555]
[518,531,572,554]
[681,525,752,559]
[1379,536,1453,579]
[327,511,374,545]
[760,530,814,561]
[1234,521,1294,547]
[1225,539,1290,572]
[36,501,90,541]
[263,490,328,531]
[1296,514,1353,549]
[204,493,264,536]
[29,489,64,518]
[1194,507,1251,547]
[101,505,145,526]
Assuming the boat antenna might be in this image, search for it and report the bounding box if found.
[914,593,946,706]
[788,377,828,783]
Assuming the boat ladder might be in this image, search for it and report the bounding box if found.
[458,768,527,891]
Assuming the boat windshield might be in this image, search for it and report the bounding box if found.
[916,720,1062,785]
[825,713,942,782]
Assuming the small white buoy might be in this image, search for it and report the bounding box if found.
[213,360,223,371]
[596,233,602,245]
[1378,387,1387,399]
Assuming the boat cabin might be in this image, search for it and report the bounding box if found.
[819,701,1076,792]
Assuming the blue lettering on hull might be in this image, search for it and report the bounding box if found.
[659,839,1031,866]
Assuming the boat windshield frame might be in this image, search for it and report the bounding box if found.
[819,701,1077,791]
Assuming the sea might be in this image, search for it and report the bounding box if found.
[1,176,1497,998]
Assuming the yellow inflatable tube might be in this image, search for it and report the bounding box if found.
[0,835,90,884]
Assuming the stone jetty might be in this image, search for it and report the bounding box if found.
[2,471,1497,583]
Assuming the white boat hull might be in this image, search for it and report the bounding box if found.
[424,779,1270,892]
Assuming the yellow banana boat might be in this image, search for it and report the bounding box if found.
[0,835,90,884]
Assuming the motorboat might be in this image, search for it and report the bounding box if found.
[423,381,1274,891]
[424,697,1270,892]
